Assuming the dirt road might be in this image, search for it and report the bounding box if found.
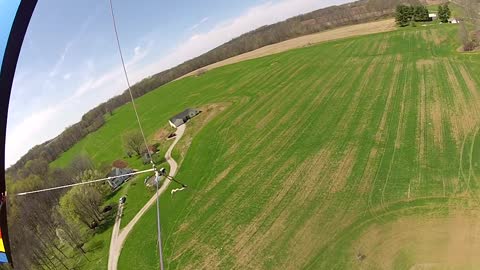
[108,124,186,270]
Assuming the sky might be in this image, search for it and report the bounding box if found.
[0,0,21,61]
[5,0,351,167]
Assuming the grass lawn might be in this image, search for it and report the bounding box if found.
[56,22,480,269]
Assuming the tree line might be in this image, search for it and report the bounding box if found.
[2,155,112,270]
[396,3,450,27]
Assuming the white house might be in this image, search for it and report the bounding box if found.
[429,13,437,20]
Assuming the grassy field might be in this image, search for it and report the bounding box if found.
[56,22,480,269]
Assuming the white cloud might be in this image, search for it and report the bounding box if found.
[5,105,64,166]
[139,0,351,75]
[63,73,72,80]
[48,11,100,78]
[6,44,150,167]
[189,17,209,31]
[134,46,142,56]
[73,44,150,98]
[48,41,73,77]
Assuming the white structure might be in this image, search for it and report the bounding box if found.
[449,18,459,24]
[168,108,201,128]
[429,13,437,20]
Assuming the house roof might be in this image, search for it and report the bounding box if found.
[169,108,200,127]
[108,167,133,178]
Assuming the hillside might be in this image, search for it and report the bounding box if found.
[115,23,480,269]
[7,0,422,176]
[30,20,480,269]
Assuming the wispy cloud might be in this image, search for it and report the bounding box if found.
[140,0,350,75]
[188,17,209,31]
[73,43,151,98]
[6,104,65,166]
[48,41,73,77]
[48,9,100,78]
[6,43,150,166]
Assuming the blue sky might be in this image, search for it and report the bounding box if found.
[5,0,350,167]
[0,0,21,61]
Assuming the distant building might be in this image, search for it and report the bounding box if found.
[449,18,459,24]
[429,13,437,20]
[107,167,134,189]
[168,108,201,128]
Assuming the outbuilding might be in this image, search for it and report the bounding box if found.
[449,18,459,24]
[168,108,201,128]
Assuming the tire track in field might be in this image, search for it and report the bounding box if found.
[411,63,428,201]
[263,58,379,269]
[303,197,450,269]
[365,56,402,223]
[217,59,358,268]
[169,54,344,268]
[163,55,301,252]
[444,60,477,142]
[231,56,313,126]
[271,53,387,269]
[166,39,364,268]
[207,44,364,268]
[468,127,480,190]
[381,61,410,209]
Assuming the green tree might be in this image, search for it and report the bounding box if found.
[59,168,106,229]
[59,185,104,229]
[406,5,415,21]
[396,5,410,27]
[439,4,451,23]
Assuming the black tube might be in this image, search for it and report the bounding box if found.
[0,0,38,266]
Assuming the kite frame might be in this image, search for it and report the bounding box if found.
[0,0,38,265]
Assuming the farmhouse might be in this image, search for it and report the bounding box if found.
[168,108,200,128]
[107,166,134,189]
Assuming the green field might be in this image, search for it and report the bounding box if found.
[57,23,480,269]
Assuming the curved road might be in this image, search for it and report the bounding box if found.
[108,124,186,270]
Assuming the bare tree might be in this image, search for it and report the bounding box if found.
[69,154,94,177]
[122,130,145,156]
[457,0,480,51]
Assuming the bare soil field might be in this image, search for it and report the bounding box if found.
[351,210,480,269]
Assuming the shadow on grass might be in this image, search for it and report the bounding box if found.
[104,186,124,201]
[87,238,105,252]
[95,210,117,235]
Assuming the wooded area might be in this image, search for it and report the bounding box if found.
[395,3,450,27]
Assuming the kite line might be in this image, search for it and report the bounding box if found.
[108,0,166,269]
[15,168,155,196]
